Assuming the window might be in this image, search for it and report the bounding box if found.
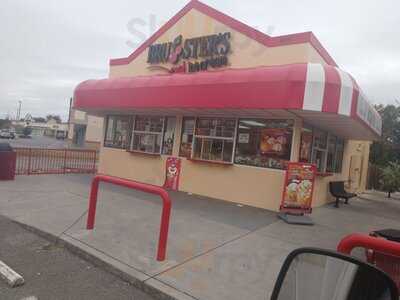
[299,125,313,163]
[311,129,328,172]
[131,116,164,154]
[235,119,293,169]
[326,135,337,172]
[179,117,195,158]
[162,117,176,155]
[104,115,130,149]
[192,117,236,163]
[303,126,344,173]
[334,138,344,173]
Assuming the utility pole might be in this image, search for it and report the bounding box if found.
[16,100,22,121]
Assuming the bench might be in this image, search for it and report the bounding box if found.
[329,181,357,208]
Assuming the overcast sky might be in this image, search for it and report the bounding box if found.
[1,0,399,121]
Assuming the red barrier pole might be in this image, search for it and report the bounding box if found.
[86,174,172,261]
[337,233,400,257]
[86,177,100,230]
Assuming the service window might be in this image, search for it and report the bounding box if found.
[311,129,328,172]
[299,125,313,163]
[192,117,236,163]
[131,116,164,154]
[234,119,293,169]
[179,117,195,158]
[334,138,344,173]
[104,115,130,149]
[326,135,337,173]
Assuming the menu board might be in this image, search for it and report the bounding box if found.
[280,162,317,214]
[259,128,290,156]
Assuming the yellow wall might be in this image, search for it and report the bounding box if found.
[110,9,327,78]
[98,116,371,211]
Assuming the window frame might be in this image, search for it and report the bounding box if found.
[302,125,345,174]
[333,138,345,173]
[103,115,131,149]
[326,133,338,173]
[234,118,295,170]
[310,129,328,173]
[129,115,166,155]
[162,116,177,155]
[190,117,238,164]
[179,117,196,158]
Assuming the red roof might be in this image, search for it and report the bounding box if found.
[73,63,381,139]
[110,0,337,67]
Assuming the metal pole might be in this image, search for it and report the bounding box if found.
[86,174,172,261]
[338,233,400,257]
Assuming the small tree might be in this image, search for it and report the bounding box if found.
[46,115,62,124]
[380,162,400,198]
[22,126,32,136]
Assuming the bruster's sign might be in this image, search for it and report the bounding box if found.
[147,32,231,73]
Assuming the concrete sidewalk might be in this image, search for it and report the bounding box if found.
[1,175,399,300]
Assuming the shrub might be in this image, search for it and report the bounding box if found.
[380,162,400,198]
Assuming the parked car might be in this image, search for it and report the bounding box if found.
[0,131,15,139]
[56,131,65,140]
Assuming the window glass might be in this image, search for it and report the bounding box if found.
[326,135,337,172]
[192,117,236,163]
[313,130,327,149]
[105,117,114,142]
[334,138,344,173]
[234,119,293,169]
[195,118,236,138]
[131,115,164,154]
[311,129,328,172]
[134,116,163,132]
[299,125,313,163]
[104,116,130,149]
[179,118,195,158]
[193,138,234,162]
[311,149,326,172]
[131,132,162,153]
[162,117,176,155]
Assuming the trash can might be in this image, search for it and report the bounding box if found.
[0,143,16,180]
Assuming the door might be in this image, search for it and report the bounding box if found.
[349,155,362,192]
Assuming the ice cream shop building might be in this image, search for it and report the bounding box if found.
[73,0,381,211]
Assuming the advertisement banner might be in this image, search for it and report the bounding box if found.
[164,157,181,191]
[280,162,317,214]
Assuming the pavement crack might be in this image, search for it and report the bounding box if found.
[58,209,88,238]
[145,222,272,281]
[62,232,154,278]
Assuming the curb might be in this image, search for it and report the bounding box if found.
[11,219,189,300]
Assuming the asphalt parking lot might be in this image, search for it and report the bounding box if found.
[0,215,154,300]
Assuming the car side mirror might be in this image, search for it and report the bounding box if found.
[271,248,398,300]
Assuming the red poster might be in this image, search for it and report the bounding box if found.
[164,157,181,191]
[280,162,317,214]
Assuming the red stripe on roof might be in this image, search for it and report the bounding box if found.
[322,65,341,113]
[74,64,307,111]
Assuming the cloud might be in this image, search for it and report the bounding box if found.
[0,0,399,120]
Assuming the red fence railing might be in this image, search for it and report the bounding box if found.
[15,148,97,175]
